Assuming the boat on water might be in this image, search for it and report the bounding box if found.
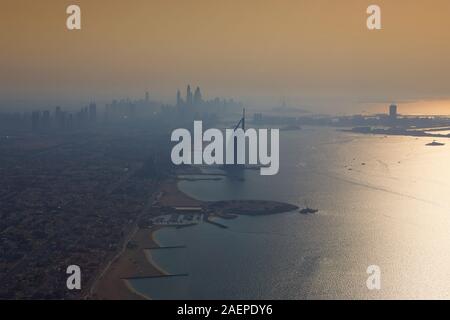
[299,201,318,214]
[426,140,445,146]
[299,207,319,215]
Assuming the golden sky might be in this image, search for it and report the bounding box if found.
[1,0,450,113]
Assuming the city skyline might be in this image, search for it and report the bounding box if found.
[3,0,450,302]
[2,0,450,114]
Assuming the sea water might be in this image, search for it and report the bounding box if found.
[130,127,450,299]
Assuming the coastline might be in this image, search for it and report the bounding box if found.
[91,227,164,300]
[91,173,298,300]
[91,179,201,300]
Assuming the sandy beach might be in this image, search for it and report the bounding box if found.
[91,179,201,300]
[91,227,161,300]
[90,174,297,300]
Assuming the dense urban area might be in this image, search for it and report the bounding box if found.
[2,86,450,299]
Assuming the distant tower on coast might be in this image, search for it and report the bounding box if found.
[233,108,246,165]
[389,103,398,120]
[176,90,182,107]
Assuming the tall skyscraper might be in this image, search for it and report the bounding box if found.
[193,87,202,106]
[145,91,149,102]
[233,109,246,166]
[176,90,182,107]
[389,104,398,119]
[82,107,89,124]
[186,85,193,107]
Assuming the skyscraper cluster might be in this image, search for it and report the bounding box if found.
[175,85,242,113]
[104,92,159,121]
[177,85,203,108]
[0,89,243,133]
[30,103,97,132]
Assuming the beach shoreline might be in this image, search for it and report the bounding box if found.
[90,172,298,300]
[90,179,201,300]
[90,227,163,300]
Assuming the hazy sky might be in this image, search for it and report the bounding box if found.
[2,0,450,114]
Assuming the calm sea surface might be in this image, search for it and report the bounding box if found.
[130,127,450,299]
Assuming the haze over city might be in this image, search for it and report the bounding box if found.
[2,0,450,114]
[3,0,450,302]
